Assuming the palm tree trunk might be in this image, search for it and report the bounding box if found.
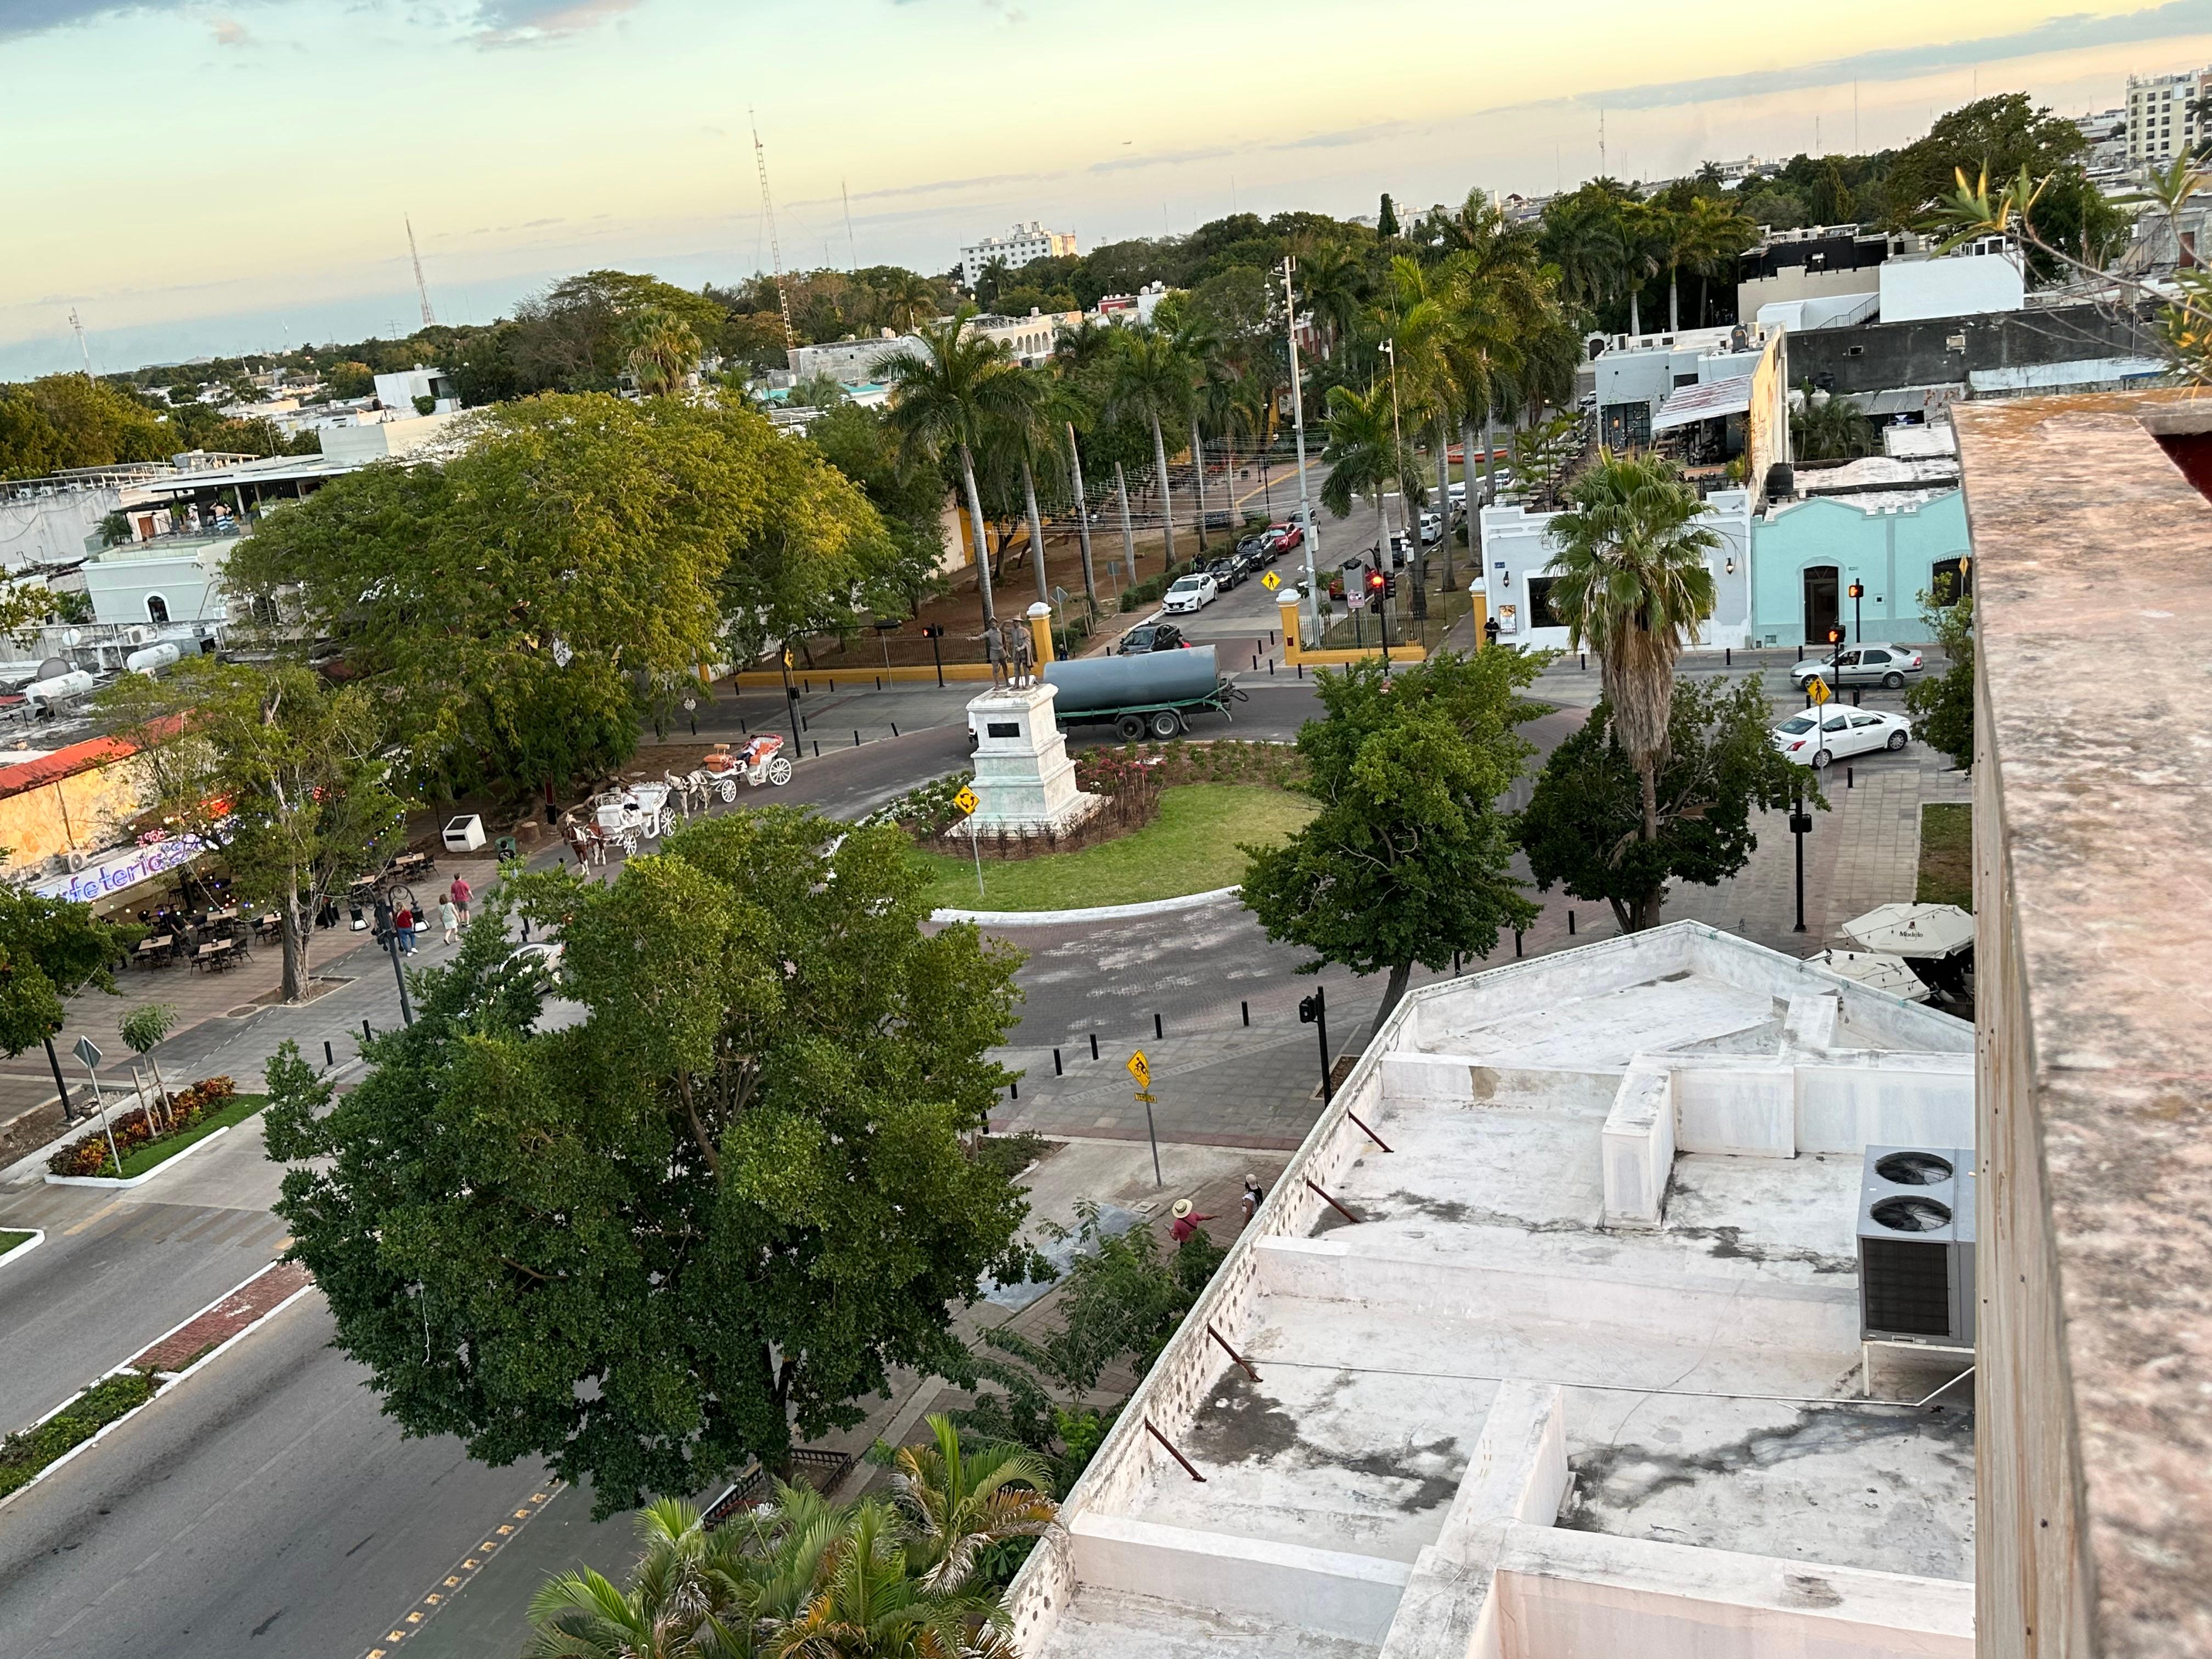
[1021,455,1049,603]
[1628,289,1642,336]
[1668,264,1680,332]
[1066,422,1098,606]
[1435,416,1454,595]
[1115,462,1137,589]
[1482,413,1497,503]
[1149,416,1177,571]
[1189,414,1209,552]
[959,442,996,625]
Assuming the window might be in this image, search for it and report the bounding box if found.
[1850,713,1882,727]
[1931,557,1970,604]
[1860,648,1891,664]
[145,595,170,624]
[1525,576,1565,628]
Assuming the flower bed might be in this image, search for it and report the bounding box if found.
[47,1077,243,1180]
[0,1371,159,1498]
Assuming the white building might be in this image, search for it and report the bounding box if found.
[1004,924,1979,1659]
[1482,490,1753,650]
[1875,240,2026,324]
[1094,282,1171,328]
[967,309,1081,366]
[787,332,924,382]
[2126,66,2211,165]
[372,365,460,415]
[958,222,1078,287]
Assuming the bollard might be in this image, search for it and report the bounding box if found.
[1725,647,1731,667]
[1579,652,1586,671]
[828,679,835,693]
[1568,910,1577,935]
[324,1040,334,1069]
[1089,1032,1099,1060]
[363,1018,373,1041]
[1453,950,1462,975]
[1847,766,1854,789]
[801,712,809,731]
[1268,659,1274,675]
[1297,663,1304,679]
[812,740,820,758]
[1514,928,1523,957]
[1241,1000,1250,1026]
[1054,1048,1063,1075]
[741,718,749,735]
[891,722,899,736]
[1795,646,1802,663]
[854,731,861,748]
[1252,655,1259,672]
[1010,1079,1018,1101]
[805,679,811,693]
[1154,1012,1164,1040]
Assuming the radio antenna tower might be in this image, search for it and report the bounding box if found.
[406,216,436,329]
[67,309,91,377]
[751,109,793,349]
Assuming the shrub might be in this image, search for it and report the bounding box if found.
[0,1370,159,1497]
[973,1131,1052,1182]
[48,1075,239,1178]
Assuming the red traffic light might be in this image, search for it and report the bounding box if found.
[1365,569,1386,592]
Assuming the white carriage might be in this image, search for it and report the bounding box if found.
[587,780,678,854]
[695,735,793,801]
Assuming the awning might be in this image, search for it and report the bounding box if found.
[1651,375,1753,432]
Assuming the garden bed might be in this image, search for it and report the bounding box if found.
[0,1230,35,1261]
[908,783,1313,911]
[1917,803,1973,911]
[45,1078,266,1183]
[0,1372,159,1499]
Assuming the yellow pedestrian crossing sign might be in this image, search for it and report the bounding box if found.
[1126,1050,1150,1089]
[953,786,979,815]
[1806,676,1832,706]
[1260,570,1282,591]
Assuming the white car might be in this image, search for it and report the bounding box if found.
[1163,572,1218,613]
[1418,511,1444,544]
[1772,706,1912,768]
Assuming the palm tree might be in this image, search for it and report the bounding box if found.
[527,1497,740,1659]
[1319,382,1412,566]
[1041,356,1101,607]
[760,1499,1003,1659]
[1545,452,1718,927]
[1381,256,1457,618]
[1616,200,1664,336]
[1100,325,1191,573]
[881,312,1027,625]
[1792,383,1875,460]
[878,270,940,334]
[1297,241,1365,362]
[891,1414,1057,1594]
[626,308,701,397]
[1678,196,1755,330]
[989,370,1059,605]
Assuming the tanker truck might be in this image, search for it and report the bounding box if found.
[1041,646,1246,740]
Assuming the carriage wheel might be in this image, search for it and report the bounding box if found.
[620,831,640,855]
[659,809,677,837]
[766,755,793,786]
[718,779,738,803]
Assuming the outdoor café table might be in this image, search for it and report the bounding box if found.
[134,934,174,967]
[190,939,236,973]
[253,912,281,940]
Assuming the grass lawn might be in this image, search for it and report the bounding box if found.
[0,1230,32,1259]
[910,784,1314,912]
[109,1093,270,1181]
[1918,804,1973,911]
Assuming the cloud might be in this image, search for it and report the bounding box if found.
[211,15,250,44]
[521,216,563,228]
[790,170,1060,210]
[1090,143,1237,174]
[472,0,642,46]
[0,1,188,43]
[1566,1,2212,112]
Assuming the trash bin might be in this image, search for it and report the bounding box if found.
[442,814,486,853]
[494,835,518,860]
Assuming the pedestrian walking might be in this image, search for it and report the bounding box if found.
[448,875,472,926]
[1169,1198,1216,1244]
[394,904,416,954]
[438,897,460,945]
[1240,1173,1267,1224]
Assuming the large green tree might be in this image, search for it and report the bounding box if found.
[0,889,132,1086]
[1887,94,2128,278]
[1519,678,1814,933]
[264,809,1039,1515]
[98,659,405,1002]
[1242,650,1545,1026]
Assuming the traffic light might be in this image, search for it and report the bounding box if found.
[1299,991,1324,1025]
[1827,627,1843,647]
[1383,572,1398,599]
[1365,568,1386,602]
[1846,581,1863,601]
[920,624,945,639]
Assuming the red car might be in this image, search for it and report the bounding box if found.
[1264,522,1305,554]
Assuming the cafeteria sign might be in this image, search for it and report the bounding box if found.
[32,833,212,903]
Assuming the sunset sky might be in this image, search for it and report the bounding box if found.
[4,0,2210,377]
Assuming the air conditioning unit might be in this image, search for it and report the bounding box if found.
[1858,1146,1975,1346]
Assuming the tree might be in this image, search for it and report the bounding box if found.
[891,1414,1056,1593]
[1906,589,1974,771]
[881,312,1029,625]
[1543,452,1717,856]
[1506,413,1583,510]
[625,307,702,397]
[789,373,850,411]
[1297,241,1367,362]
[1241,651,1545,1028]
[1519,677,1814,933]
[804,403,950,618]
[1318,382,1410,562]
[510,270,729,394]
[1791,384,1876,461]
[119,1001,181,1129]
[265,809,1041,1515]
[99,659,407,1002]
[324,360,375,399]
[0,889,131,1076]
[1376,193,1400,240]
[1099,325,1192,572]
[1887,94,2128,279]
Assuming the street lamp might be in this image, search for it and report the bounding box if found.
[370,893,415,1026]
[1379,338,1414,625]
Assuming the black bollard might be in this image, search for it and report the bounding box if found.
[1568,910,1577,935]
[324,1040,334,1069]
[1242,1001,1250,1026]
[1514,928,1523,957]
[1154,1012,1164,1040]
[1053,1048,1063,1075]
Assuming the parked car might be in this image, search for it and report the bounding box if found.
[1418,511,1444,545]
[1117,620,1190,653]
[1235,532,1268,560]
[1205,556,1244,591]
[1265,522,1305,555]
[1163,572,1218,613]
[1771,707,1912,768]
[1789,644,1926,691]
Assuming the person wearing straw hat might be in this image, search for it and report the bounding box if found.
[1240,1173,1267,1223]
[1169,1198,1216,1244]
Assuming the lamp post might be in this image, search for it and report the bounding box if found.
[1790,789,1813,934]
[1280,257,1323,647]
[371,893,415,1026]
[1379,337,1413,625]
[1300,987,1333,1103]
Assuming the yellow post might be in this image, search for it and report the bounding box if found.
[1468,581,1488,649]
[1277,594,1304,665]
[1025,601,1055,668]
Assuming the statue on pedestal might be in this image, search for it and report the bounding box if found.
[1003,617,1036,687]
[985,624,1008,689]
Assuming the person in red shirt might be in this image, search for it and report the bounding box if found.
[1169,1198,1216,1244]
[448,876,472,926]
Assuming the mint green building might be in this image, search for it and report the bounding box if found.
[1748,488,1969,646]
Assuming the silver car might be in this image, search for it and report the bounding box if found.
[1789,644,1925,691]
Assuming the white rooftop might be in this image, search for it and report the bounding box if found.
[1007,925,1977,1659]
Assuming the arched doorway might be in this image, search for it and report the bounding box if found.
[145,595,170,625]
[1802,566,1838,645]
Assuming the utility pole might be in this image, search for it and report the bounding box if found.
[752,109,794,351]
[1280,257,1323,646]
[842,179,858,274]
[406,217,436,329]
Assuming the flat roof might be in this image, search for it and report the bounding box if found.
[1011,926,1979,1659]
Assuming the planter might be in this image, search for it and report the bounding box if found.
[46,1125,230,1189]
[0,1229,43,1267]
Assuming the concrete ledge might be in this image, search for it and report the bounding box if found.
[1070,1512,1412,1643]
[1601,1069,1673,1229]
[1496,1520,1974,1658]
[932,886,1242,926]
[43,1125,230,1189]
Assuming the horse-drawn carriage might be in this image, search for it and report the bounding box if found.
[693,736,793,800]
[565,740,793,864]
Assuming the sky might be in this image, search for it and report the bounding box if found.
[4,0,2211,379]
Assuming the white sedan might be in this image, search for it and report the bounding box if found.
[1162,572,1218,613]
[1772,706,1912,768]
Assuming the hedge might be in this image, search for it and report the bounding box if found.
[0,1371,159,1498]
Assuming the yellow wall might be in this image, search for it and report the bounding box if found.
[0,755,154,877]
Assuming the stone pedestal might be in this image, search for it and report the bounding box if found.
[965,681,1103,836]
